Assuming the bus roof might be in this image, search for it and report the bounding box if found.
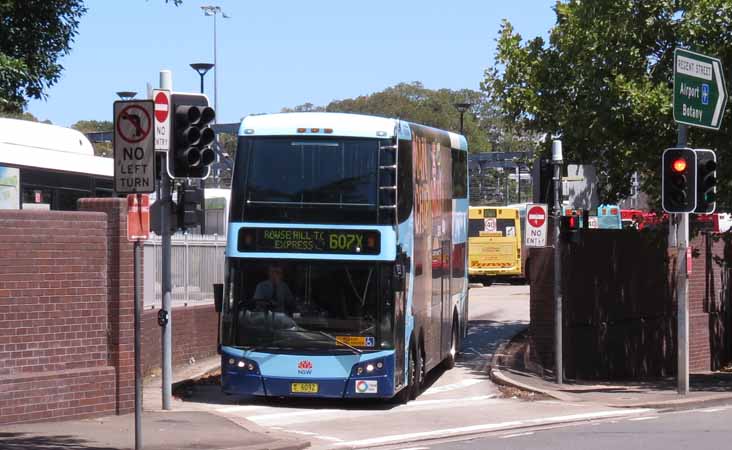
[238,112,468,150]
[0,118,112,177]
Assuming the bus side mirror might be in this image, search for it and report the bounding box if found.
[213,283,224,313]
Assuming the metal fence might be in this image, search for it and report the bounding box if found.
[143,234,226,308]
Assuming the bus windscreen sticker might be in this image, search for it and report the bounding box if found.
[237,227,381,255]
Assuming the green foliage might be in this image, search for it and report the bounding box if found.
[70,119,112,133]
[483,0,732,208]
[71,119,112,157]
[0,0,87,114]
[283,82,533,154]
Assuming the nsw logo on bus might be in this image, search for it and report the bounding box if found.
[297,360,313,375]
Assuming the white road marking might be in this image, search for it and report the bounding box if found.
[628,416,658,421]
[501,432,534,439]
[287,430,318,436]
[421,378,485,395]
[216,404,267,413]
[317,436,344,442]
[409,395,496,407]
[398,447,430,450]
[244,395,499,426]
[335,409,651,448]
[698,407,730,413]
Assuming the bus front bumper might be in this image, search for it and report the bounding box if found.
[469,266,521,277]
[221,350,397,399]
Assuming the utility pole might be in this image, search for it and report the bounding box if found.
[676,124,689,395]
[552,139,563,385]
[159,70,173,410]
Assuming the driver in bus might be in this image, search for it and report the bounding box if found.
[253,264,296,316]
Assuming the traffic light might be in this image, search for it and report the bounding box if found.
[177,184,204,230]
[168,93,216,179]
[662,148,697,213]
[695,149,717,214]
[560,213,581,243]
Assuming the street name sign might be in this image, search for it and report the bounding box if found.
[525,203,548,248]
[673,48,728,130]
[153,89,171,151]
[114,100,155,194]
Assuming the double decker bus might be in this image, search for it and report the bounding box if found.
[215,113,468,401]
[467,206,524,285]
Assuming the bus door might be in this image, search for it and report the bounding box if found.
[440,239,452,357]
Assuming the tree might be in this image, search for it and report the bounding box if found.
[482,1,732,208]
[71,119,112,157]
[0,1,87,113]
[282,82,531,153]
[1,1,182,114]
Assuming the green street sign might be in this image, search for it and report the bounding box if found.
[673,48,728,130]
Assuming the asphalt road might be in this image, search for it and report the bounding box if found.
[427,403,732,450]
[178,285,652,449]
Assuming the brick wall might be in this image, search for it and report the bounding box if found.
[529,229,732,380]
[142,305,219,376]
[0,210,116,424]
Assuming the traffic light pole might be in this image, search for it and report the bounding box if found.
[676,124,689,395]
[160,70,173,410]
[552,140,563,385]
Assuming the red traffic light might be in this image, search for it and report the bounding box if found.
[672,158,687,173]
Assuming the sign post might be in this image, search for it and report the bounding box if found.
[127,194,149,450]
[671,49,726,395]
[114,101,156,194]
[673,48,728,130]
[525,204,549,248]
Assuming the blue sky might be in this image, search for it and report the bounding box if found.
[27,0,557,127]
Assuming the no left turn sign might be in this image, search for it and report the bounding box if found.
[114,100,155,194]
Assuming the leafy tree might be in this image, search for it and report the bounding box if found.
[483,0,732,208]
[0,1,87,113]
[71,119,112,157]
[282,82,533,154]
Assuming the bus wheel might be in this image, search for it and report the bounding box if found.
[443,318,458,370]
[482,277,493,287]
[395,341,419,404]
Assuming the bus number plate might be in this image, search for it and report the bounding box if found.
[291,383,319,393]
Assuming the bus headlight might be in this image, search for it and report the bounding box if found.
[353,360,385,376]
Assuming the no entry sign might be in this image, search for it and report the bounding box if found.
[114,100,155,194]
[153,89,171,151]
[525,204,548,248]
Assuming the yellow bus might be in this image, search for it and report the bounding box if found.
[468,206,524,285]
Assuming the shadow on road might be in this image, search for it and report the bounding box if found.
[180,318,528,411]
[0,433,116,450]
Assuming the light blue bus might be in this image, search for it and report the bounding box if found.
[214,112,468,402]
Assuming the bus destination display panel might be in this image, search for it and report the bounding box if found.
[238,227,381,255]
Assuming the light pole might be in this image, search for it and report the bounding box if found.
[190,63,214,94]
[116,91,137,100]
[454,102,472,135]
[201,5,231,122]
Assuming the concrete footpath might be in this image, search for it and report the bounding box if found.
[490,331,732,410]
[0,356,309,450]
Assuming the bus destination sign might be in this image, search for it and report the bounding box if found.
[238,227,381,255]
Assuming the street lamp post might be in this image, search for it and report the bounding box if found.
[454,102,472,135]
[201,5,231,122]
[116,91,137,100]
[190,63,214,94]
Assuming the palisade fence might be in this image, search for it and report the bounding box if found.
[143,234,227,308]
